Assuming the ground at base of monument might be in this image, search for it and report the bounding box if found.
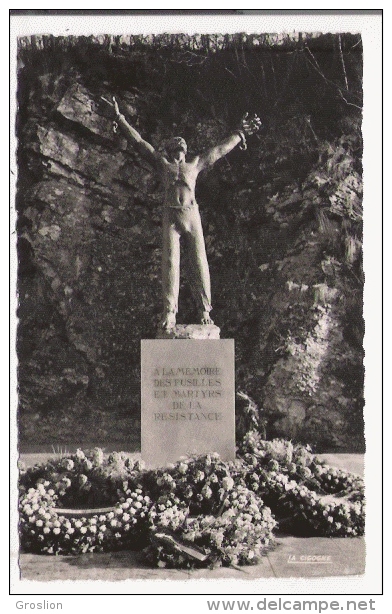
[16,453,365,581]
[17,535,365,581]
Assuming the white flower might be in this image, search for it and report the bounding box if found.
[80,526,87,534]
[78,474,88,486]
[201,485,213,499]
[92,448,104,465]
[222,477,234,491]
[178,463,188,474]
[53,527,61,535]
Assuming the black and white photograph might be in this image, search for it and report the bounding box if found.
[9,10,382,606]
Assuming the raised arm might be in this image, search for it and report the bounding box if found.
[108,97,165,171]
[197,132,243,170]
[197,113,262,171]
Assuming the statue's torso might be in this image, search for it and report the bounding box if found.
[161,157,200,208]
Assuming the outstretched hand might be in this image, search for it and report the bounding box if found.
[240,112,262,136]
[112,96,120,116]
[100,95,120,117]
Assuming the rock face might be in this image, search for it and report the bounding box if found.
[15,34,364,451]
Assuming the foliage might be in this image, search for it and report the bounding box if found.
[235,391,266,443]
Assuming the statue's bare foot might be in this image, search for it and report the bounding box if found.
[200,311,214,325]
[160,312,176,331]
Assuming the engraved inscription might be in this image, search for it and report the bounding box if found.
[152,366,223,419]
[141,339,235,467]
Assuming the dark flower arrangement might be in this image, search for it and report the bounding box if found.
[239,432,365,537]
[19,434,364,567]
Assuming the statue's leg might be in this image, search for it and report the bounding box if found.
[161,210,180,330]
[185,208,213,325]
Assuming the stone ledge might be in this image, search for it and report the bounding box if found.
[156,324,221,339]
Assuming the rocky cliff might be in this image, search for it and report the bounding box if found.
[15,33,364,451]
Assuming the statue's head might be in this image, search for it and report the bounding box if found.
[166,136,187,160]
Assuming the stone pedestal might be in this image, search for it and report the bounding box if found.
[141,336,235,468]
[156,324,220,339]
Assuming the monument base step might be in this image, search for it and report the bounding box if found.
[156,324,220,339]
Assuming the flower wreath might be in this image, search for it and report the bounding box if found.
[19,448,152,555]
[144,487,276,569]
[142,464,277,569]
[144,453,276,567]
[240,433,365,537]
[19,438,365,566]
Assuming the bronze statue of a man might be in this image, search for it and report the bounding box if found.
[106,97,261,331]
